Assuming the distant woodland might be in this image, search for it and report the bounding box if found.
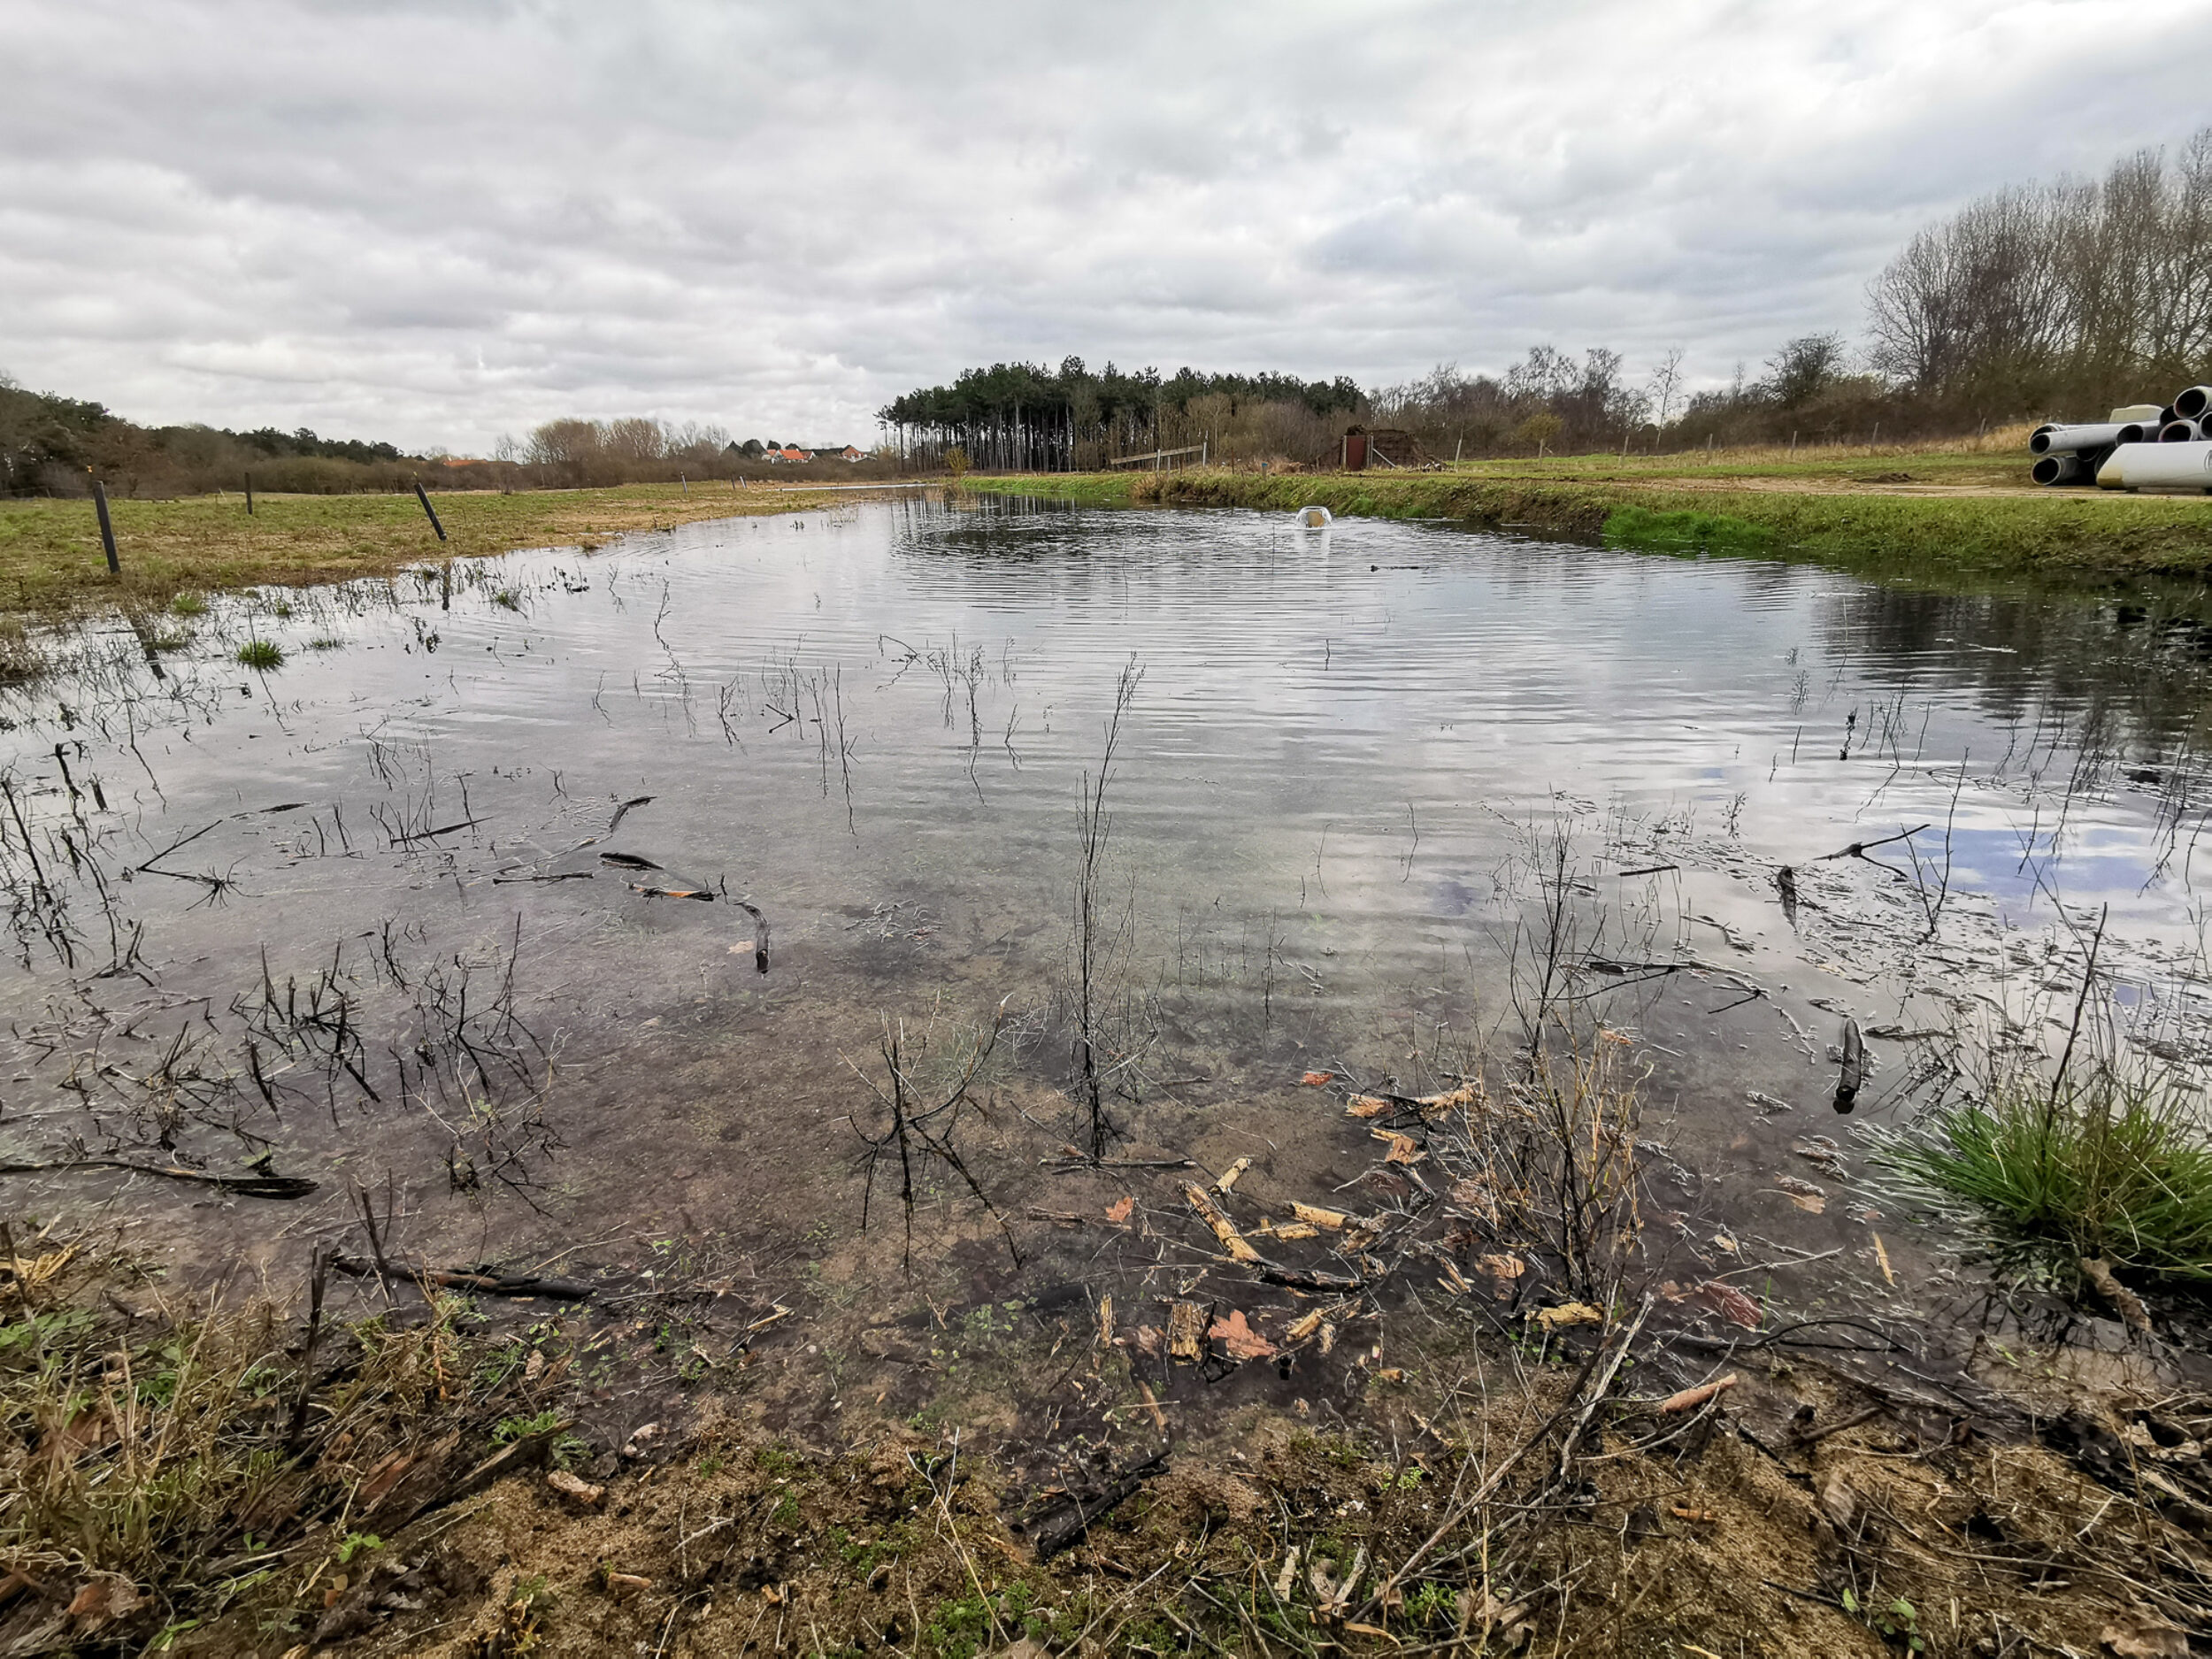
[7,129,2208,495]
[884,129,2212,471]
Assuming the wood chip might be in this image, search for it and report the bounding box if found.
[1870,1232,1893,1286]
[1532,1302,1602,1332]
[1291,1202,1348,1230]
[1448,1176,1498,1222]
[1373,1129,1426,1164]
[1214,1156,1252,1194]
[1097,1294,1114,1349]
[546,1469,603,1508]
[1701,1281,1762,1329]
[1344,1094,1391,1118]
[1166,1300,1207,1363]
[1300,1071,1334,1087]
[1655,1373,1738,1414]
[1416,1079,1482,1116]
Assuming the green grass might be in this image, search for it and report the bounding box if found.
[234,640,283,670]
[963,449,2212,591]
[1872,1070,2212,1283]
[1602,504,1776,557]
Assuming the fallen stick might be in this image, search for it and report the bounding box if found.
[391,817,488,844]
[1025,1452,1169,1561]
[329,1254,595,1300]
[0,1158,317,1200]
[1791,1403,1885,1446]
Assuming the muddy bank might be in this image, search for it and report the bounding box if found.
[6,1224,2208,1657]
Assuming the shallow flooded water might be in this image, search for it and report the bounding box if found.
[4,494,2211,1423]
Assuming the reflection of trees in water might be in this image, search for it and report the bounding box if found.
[1815,585,2212,799]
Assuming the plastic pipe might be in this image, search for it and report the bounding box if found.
[2174,385,2212,420]
[2032,453,2092,485]
[2030,421,2143,454]
[2095,441,2212,490]
[2159,419,2203,442]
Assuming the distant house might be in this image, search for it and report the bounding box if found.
[816,444,864,462]
[776,446,812,463]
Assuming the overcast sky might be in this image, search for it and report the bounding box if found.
[3,0,2207,454]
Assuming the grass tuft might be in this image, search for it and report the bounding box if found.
[1602,504,1775,557]
[234,640,284,670]
[1872,1069,2212,1283]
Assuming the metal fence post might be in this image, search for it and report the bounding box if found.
[413,480,448,541]
[93,480,120,575]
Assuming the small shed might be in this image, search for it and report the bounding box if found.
[1325,426,1432,471]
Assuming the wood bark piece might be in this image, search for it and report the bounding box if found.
[1025,1452,1168,1561]
[1166,1300,1207,1363]
[1182,1182,1260,1263]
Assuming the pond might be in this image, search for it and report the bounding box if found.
[4,494,2209,1430]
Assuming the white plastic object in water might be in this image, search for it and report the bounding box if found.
[2031,421,2144,454]
[2174,385,2212,420]
[1296,505,1333,528]
[2095,441,2212,490]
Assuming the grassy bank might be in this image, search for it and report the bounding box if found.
[964,445,2212,588]
[0,481,902,619]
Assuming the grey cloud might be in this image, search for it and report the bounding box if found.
[2,0,2208,452]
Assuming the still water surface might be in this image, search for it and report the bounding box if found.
[3,495,2208,1299]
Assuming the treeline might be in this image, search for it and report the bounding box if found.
[510,418,896,487]
[889,130,2212,469]
[0,385,892,498]
[1,376,421,498]
[1867,127,2212,420]
[878,358,1363,470]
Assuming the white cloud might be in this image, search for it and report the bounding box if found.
[1,0,2206,451]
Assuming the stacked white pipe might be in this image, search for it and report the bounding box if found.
[2032,385,2212,490]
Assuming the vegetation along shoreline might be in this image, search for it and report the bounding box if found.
[963,447,2212,597]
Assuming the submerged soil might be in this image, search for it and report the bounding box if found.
[4,495,2212,1654]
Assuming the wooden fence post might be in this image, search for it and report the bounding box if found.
[92,480,121,575]
[412,480,447,542]
[245,472,254,514]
